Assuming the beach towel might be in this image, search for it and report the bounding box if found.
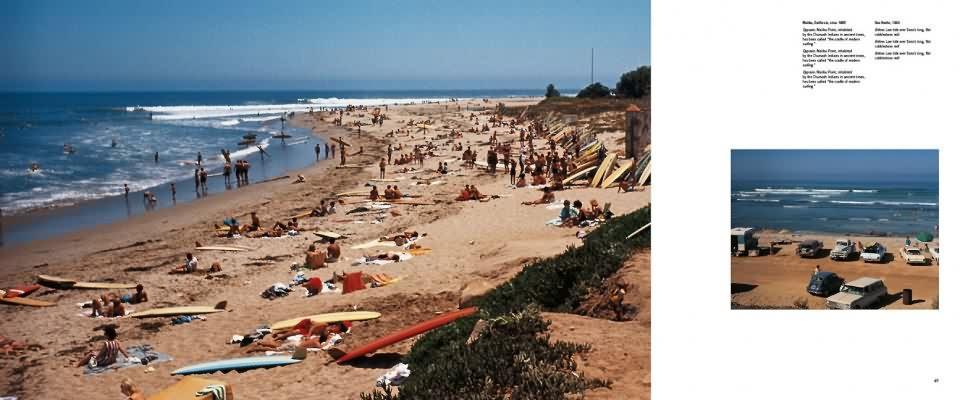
[83,344,172,375]
[76,308,134,319]
[196,384,227,400]
[376,363,411,388]
[341,272,365,294]
[353,252,413,266]
[545,217,563,226]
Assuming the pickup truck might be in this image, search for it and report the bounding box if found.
[826,277,888,309]
[830,239,857,261]
[796,240,823,258]
[900,247,928,265]
[860,242,886,263]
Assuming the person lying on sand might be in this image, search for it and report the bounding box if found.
[305,244,326,269]
[381,231,420,246]
[362,252,403,263]
[522,188,555,205]
[77,326,129,368]
[120,378,146,400]
[170,252,200,274]
[294,174,306,184]
[456,185,472,201]
[245,320,351,353]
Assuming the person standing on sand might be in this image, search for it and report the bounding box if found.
[387,144,393,164]
[510,159,517,185]
[379,157,387,179]
[223,162,232,186]
[170,183,176,203]
[340,142,346,165]
[315,143,321,161]
[199,168,208,192]
[325,143,330,159]
[234,161,242,185]
[194,168,200,192]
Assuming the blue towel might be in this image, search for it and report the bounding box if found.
[83,344,173,375]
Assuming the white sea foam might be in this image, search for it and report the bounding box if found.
[129,97,455,120]
[221,119,240,126]
[220,138,271,161]
[241,116,281,122]
[736,198,780,203]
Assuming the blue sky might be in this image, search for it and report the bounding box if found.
[0,0,650,91]
[731,150,939,182]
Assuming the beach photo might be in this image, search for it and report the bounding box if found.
[0,1,651,399]
[730,150,939,310]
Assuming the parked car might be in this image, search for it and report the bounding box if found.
[826,277,888,309]
[807,271,843,296]
[731,227,759,256]
[899,247,928,265]
[830,239,857,261]
[860,242,886,263]
[929,245,939,264]
[796,240,823,258]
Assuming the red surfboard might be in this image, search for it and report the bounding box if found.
[337,307,478,364]
[3,284,41,298]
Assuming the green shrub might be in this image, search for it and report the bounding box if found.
[576,82,612,98]
[545,83,561,98]
[362,207,650,398]
[615,66,651,98]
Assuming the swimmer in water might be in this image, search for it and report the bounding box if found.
[30,163,40,172]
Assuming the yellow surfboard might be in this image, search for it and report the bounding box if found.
[270,311,382,331]
[128,302,227,318]
[37,275,137,290]
[562,166,598,185]
[601,159,636,188]
[0,297,56,307]
[590,154,617,188]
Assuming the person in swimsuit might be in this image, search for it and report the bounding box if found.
[120,378,146,400]
[326,238,341,262]
[77,326,129,367]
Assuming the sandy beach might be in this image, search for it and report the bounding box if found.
[731,230,939,309]
[0,97,651,399]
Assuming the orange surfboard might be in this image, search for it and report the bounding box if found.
[336,307,478,364]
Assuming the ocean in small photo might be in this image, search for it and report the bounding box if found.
[0,89,542,246]
[731,180,939,236]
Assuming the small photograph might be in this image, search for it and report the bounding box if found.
[730,150,939,310]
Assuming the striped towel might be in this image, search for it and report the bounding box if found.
[195,384,226,400]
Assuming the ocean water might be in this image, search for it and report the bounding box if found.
[0,89,541,246]
[731,180,939,236]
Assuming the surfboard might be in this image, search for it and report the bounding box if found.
[369,178,400,183]
[313,231,343,240]
[0,297,56,307]
[37,274,76,287]
[73,281,139,290]
[171,355,303,376]
[330,137,352,147]
[636,159,652,186]
[3,284,40,298]
[128,302,227,318]
[37,275,137,290]
[407,248,432,256]
[591,154,617,188]
[336,307,477,364]
[336,190,369,197]
[562,166,598,185]
[335,164,365,169]
[601,159,636,188]
[195,246,247,252]
[148,376,232,400]
[270,311,382,332]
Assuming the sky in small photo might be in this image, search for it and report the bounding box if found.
[731,149,938,183]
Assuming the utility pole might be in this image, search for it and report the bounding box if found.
[590,48,594,83]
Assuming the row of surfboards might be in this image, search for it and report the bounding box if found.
[172,307,477,375]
